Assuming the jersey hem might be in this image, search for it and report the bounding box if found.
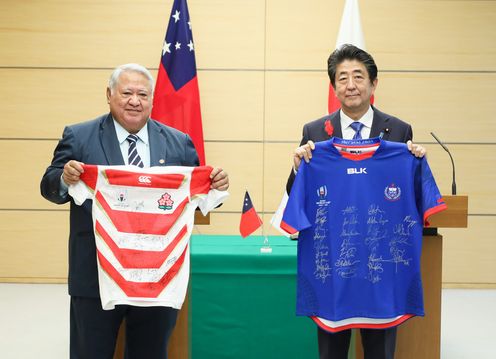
[311,314,415,333]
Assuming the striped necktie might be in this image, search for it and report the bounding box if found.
[350,122,365,140]
[126,134,144,168]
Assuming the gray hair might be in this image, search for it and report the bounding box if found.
[108,63,155,95]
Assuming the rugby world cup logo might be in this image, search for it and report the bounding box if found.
[384,183,401,201]
[317,185,328,199]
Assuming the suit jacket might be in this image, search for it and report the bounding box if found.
[41,113,199,297]
[286,107,413,193]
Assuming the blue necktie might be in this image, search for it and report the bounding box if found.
[350,122,365,140]
[126,134,144,168]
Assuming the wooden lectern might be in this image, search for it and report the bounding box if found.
[356,195,468,359]
[113,212,209,359]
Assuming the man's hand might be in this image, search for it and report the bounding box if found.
[63,160,85,185]
[210,167,229,191]
[293,140,315,171]
[407,140,427,158]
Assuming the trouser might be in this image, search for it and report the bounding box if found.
[70,296,178,359]
[318,326,397,359]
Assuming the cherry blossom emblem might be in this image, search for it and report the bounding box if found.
[158,193,174,210]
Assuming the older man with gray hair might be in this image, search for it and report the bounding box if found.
[41,63,228,359]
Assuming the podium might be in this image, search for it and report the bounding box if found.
[355,195,468,359]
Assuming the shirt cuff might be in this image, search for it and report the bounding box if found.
[59,173,69,197]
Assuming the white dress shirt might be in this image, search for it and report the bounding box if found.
[340,106,374,140]
[113,119,151,168]
[60,119,151,194]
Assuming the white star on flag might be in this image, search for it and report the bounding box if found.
[188,21,192,30]
[172,10,180,23]
[187,40,194,51]
[175,42,181,50]
[162,41,171,55]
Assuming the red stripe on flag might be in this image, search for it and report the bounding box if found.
[152,64,205,165]
[328,85,341,114]
[95,191,188,235]
[95,221,188,269]
[239,207,262,238]
[97,244,188,298]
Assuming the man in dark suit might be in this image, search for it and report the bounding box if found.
[286,45,426,359]
[40,63,228,359]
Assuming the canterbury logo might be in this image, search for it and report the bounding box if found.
[347,168,367,175]
[138,175,152,184]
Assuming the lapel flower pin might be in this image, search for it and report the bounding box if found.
[324,119,334,137]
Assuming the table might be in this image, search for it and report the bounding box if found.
[189,235,320,358]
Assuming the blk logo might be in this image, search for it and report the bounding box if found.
[347,168,367,175]
[138,175,152,184]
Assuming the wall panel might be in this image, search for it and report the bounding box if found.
[0,140,66,210]
[1,68,263,141]
[0,211,68,281]
[0,0,494,287]
[376,73,496,143]
[199,71,265,141]
[264,71,496,142]
[0,0,166,68]
[365,0,496,71]
[266,0,496,71]
[0,0,266,70]
[1,69,109,139]
[442,216,496,285]
[425,144,496,215]
[265,71,329,141]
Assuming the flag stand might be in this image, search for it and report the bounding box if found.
[260,236,272,254]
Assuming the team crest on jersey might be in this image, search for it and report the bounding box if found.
[384,184,401,201]
[157,193,174,210]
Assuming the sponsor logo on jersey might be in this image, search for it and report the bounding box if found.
[138,175,152,185]
[384,184,401,201]
[347,167,367,175]
[157,192,174,210]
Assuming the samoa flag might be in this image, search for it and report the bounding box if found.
[152,0,206,165]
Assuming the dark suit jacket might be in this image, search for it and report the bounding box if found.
[286,107,413,193]
[40,113,199,297]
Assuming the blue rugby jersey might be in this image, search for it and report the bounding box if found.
[282,137,447,332]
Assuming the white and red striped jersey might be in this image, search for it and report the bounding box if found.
[69,164,228,310]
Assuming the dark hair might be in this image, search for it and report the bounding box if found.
[327,44,378,88]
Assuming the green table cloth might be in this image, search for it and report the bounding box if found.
[189,235,318,358]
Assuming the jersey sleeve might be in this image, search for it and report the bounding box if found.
[281,162,311,234]
[197,189,230,216]
[415,158,448,226]
[190,166,229,215]
[68,164,98,206]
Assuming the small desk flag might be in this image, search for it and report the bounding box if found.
[239,191,262,238]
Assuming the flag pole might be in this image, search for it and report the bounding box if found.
[259,209,272,254]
